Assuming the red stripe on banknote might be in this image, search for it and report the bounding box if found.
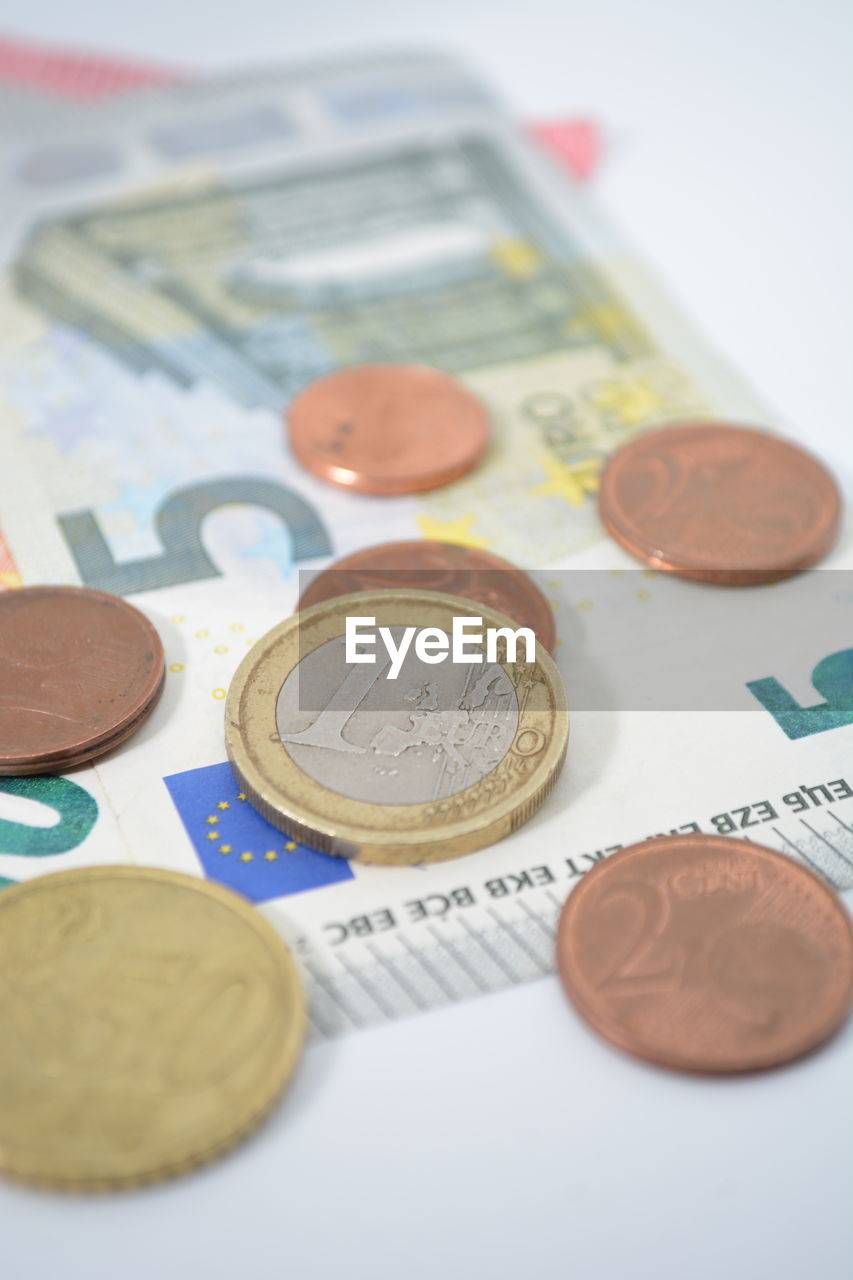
[0,35,600,177]
[0,35,182,97]
[0,525,22,590]
[528,118,601,180]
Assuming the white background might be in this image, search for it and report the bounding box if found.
[2,3,852,1277]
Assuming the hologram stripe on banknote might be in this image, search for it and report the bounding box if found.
[2,50,849,1040]
[0,35,180,97]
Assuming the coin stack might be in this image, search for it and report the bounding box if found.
[0,586,166,774]
[1,362,851,1192]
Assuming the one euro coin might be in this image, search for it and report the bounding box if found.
[225,590,568,865]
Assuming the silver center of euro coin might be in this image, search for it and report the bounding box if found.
[276,630,518,804]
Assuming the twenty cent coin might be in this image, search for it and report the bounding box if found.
[0,867,306,1188]
[298,540,557,653]
[0,585,165,774]
[286,363,490,494]
[598,421,841,583]
[556,834,853,1073]
[226,590,568,864]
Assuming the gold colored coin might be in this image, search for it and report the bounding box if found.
[0,867,306,1189]
[226,589,569,865]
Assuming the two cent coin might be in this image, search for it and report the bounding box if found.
[298,540,557,653]
[557,834,853,1073]
[0,585,165,773]
[598,421,841,583]
[0,867,305,1188]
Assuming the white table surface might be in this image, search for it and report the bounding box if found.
[2,3,852,1278]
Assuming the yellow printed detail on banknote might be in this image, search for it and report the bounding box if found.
[415,351,708,562]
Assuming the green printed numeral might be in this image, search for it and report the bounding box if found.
[747,648,853,740]
[58,476,332,596]
[0,776,98,855]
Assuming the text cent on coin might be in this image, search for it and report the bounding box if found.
[286,364,489,494]
[598,421,841,583]
[556,834,853,1073]
[0,866,306,1188]
[0,585,165,774]
[298,540,557,653]
[226,590,568,865]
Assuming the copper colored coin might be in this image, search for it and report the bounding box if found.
[556,834,853,1073]
[286,364,490,495]
[297,540,557,652]
[598,421,841,583]
[0,585,165,774]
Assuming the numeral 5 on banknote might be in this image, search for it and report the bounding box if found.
[747,648,853,739]
[58,477,331,595]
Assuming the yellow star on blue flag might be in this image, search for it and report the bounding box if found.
[164,762,352,902]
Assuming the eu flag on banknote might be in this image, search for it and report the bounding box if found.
[164,761,353,902]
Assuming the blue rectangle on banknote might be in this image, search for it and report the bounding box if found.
[164,761,353,902]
